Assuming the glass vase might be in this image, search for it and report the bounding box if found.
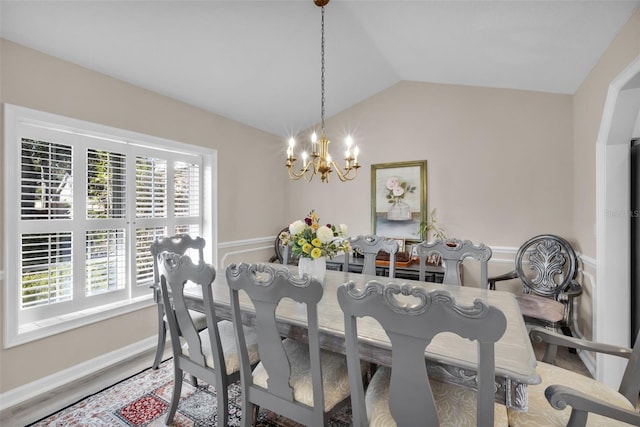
[298,256,327,283]
[387,198,411,221]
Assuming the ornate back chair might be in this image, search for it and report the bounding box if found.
[346,235,399,277]
[489,234,582,335]
[269,226,298,265]
[415,238,493,288]
[226,263,354,426]
[149,234,206,369]
[338,280,508,426]
[158,253,260,426]
[508,327,640,426]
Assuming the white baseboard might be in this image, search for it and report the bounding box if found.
[0,336,168,426]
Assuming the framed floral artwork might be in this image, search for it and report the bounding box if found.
[371,160,427,242]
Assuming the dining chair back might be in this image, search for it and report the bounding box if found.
[269,226,298,265]
[346,235,400,277]
[149,234,206,369]
[488,234,582,336]
[415,238,492,288]
[159,252,259,426]
[337,280,507,426]
[226,263,353,427]
[508,327,640,426]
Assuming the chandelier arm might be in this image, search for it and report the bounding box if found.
[287,160,314,180]
[330,160,359,182]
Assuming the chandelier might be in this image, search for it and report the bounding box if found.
[285,0,360,183]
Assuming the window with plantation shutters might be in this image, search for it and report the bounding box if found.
[4,104,215,348]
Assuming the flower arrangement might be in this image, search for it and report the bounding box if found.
[281,210,350,259]
[386,176,416,203]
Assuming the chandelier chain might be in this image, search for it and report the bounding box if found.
[320,5,326,135]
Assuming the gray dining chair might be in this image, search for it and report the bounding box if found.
[508,327,640,427]
[346,235,400,277]
[158,252,260,426]
[415,238,492,288]
[488,234,582,337]
[337,280,509,426]
[226,263,357,427]
[149,234,207,370]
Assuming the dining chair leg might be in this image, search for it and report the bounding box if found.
[251,404,260,426]
[216,383,229,427]
[241,400,255,427]
[152,307,166,369]
[166,367,183,425]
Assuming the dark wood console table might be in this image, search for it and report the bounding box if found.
[326,254,446,283]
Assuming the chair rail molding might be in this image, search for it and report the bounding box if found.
[218,235,275,269]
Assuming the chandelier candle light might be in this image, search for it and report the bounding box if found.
[285,0,360,183]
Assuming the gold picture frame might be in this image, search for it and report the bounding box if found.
[371,160,427,242]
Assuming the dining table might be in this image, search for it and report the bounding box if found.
[182,263,541,411]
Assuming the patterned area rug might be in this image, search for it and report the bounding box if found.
[29,360,352,426]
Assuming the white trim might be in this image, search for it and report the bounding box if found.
[219,245,274,269]
[579,254,597,268]
[218,236,274,249]
[488,245,518,254]
[595,54,640,386]
[0,336,158,424]
[9,298,155,348]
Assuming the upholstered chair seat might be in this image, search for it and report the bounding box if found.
[515,294,565,324]
[507,327,640,427]
[252,338,355,412]
[182,319,260,375]
[508,361,638,427]
[164,309,207,329]
[365,367,509,427]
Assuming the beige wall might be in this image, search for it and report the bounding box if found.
[573,9,640,258]
[0,39,287,392]
[285,81,574,250]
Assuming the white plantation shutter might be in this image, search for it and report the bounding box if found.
[87,149,126,219]
[136,157,167,218]
[20,139,73,220]
[135,227,165,286]
[85,229,126,295]
[4,105,213,347]
[175,161,200,217]
[175,224,200,236]
[21,232,73,308]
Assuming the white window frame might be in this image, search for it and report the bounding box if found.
[3,104,217,348]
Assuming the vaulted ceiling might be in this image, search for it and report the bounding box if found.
[2,1,639,137]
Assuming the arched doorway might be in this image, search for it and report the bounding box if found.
[596,54,640,386]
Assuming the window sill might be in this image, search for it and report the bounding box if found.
[6,296,155,349]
